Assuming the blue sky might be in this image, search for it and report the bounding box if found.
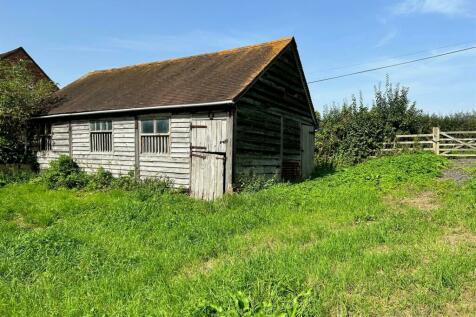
[1,0,475,114]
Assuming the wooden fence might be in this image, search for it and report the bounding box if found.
[383,127,476,157]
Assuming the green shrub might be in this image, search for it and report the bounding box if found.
[0,59,57,165]
[41,156,175,195]
[132,177,175,200]
[112,170,138,190]
[0,165,36,187]
[236,173,279,192]
[87,167,114,190]
[41,155,89,189]
[315,77,476,166]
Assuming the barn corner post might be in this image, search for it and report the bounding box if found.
[432,127,440,155]
[225,108,235,193]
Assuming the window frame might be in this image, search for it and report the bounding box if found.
[89,120,114,153]
[38,122,52,152]
[139,116,171,155]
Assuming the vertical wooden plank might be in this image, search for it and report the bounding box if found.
[225,110,234,192]
[279,116,284,179]
[68,121,73,158]
[134,116,140,178]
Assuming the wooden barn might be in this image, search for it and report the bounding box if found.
[35,37,317,199]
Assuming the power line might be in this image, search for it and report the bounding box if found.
[307,46,476,84]
[307,40,476,75]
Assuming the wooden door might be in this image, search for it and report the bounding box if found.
[190,115,228,199]
[190,117,228,153]
[190,152,225,200]
[301,124,315,178]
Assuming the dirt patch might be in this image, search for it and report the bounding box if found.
[441,159,476,183]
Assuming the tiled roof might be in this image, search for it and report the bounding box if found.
[47,37,293,115]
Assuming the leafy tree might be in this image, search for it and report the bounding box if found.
[315,77,427,165]
[0,59,56,164]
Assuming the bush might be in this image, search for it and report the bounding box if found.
[87,167,114,190]
[236,173,279,192]
[0,59,57,165]
[316,77,476,166]
[0,165,36,187]
[40,156,175,196]
[316,78,428,166]
[132,177,175,200]
[41,155,89,189]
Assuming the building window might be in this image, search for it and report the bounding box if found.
[90,120,113,152]
[140,117,170,154]
[38,122,52,151]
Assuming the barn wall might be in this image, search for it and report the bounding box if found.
[36,113,193,188]
[71,117,136,176]
[138,113,191,188]
[37,122,69,169]
[234,46,315,180]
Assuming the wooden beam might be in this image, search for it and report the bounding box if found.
[225,109,234,193]
[134,116,140,179]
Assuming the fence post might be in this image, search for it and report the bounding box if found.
[432,127,440,155]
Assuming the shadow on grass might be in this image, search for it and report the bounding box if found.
[310,162,337,180]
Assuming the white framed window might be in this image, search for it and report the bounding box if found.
[140,117,170,154]
[90,120,113,152]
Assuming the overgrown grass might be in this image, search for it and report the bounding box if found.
[0,153,475,316]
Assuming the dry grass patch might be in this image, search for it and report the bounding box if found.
[385,191,439,212]
[442,228,476,248]
[10,214,37,230]
[444,287,476,316]
[181,256,227,278]
[401,191,438,211]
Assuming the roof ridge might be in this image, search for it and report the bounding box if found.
[86,36,293,76]
[0,47,24,58]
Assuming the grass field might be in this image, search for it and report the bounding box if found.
[0,153,475,316]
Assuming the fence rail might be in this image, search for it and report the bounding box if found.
[383,127,476,157]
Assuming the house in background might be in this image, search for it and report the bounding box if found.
[0,47,56,87]
[35,37,316,199]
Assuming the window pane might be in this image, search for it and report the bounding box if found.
[156,118,169,134]
[90,122,96,131]
[106,121,112,130]
[141,120,154,133]
[101,121,108,130]
[95,121,101,131]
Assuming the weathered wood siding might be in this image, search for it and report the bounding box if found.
[71,117,136,176]
[138,114,191,188]
[37,122,70,169]
[234,45,315,180]
[37,114,193,188]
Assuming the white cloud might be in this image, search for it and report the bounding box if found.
[375,30,398,48]
[393,0,476,17]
